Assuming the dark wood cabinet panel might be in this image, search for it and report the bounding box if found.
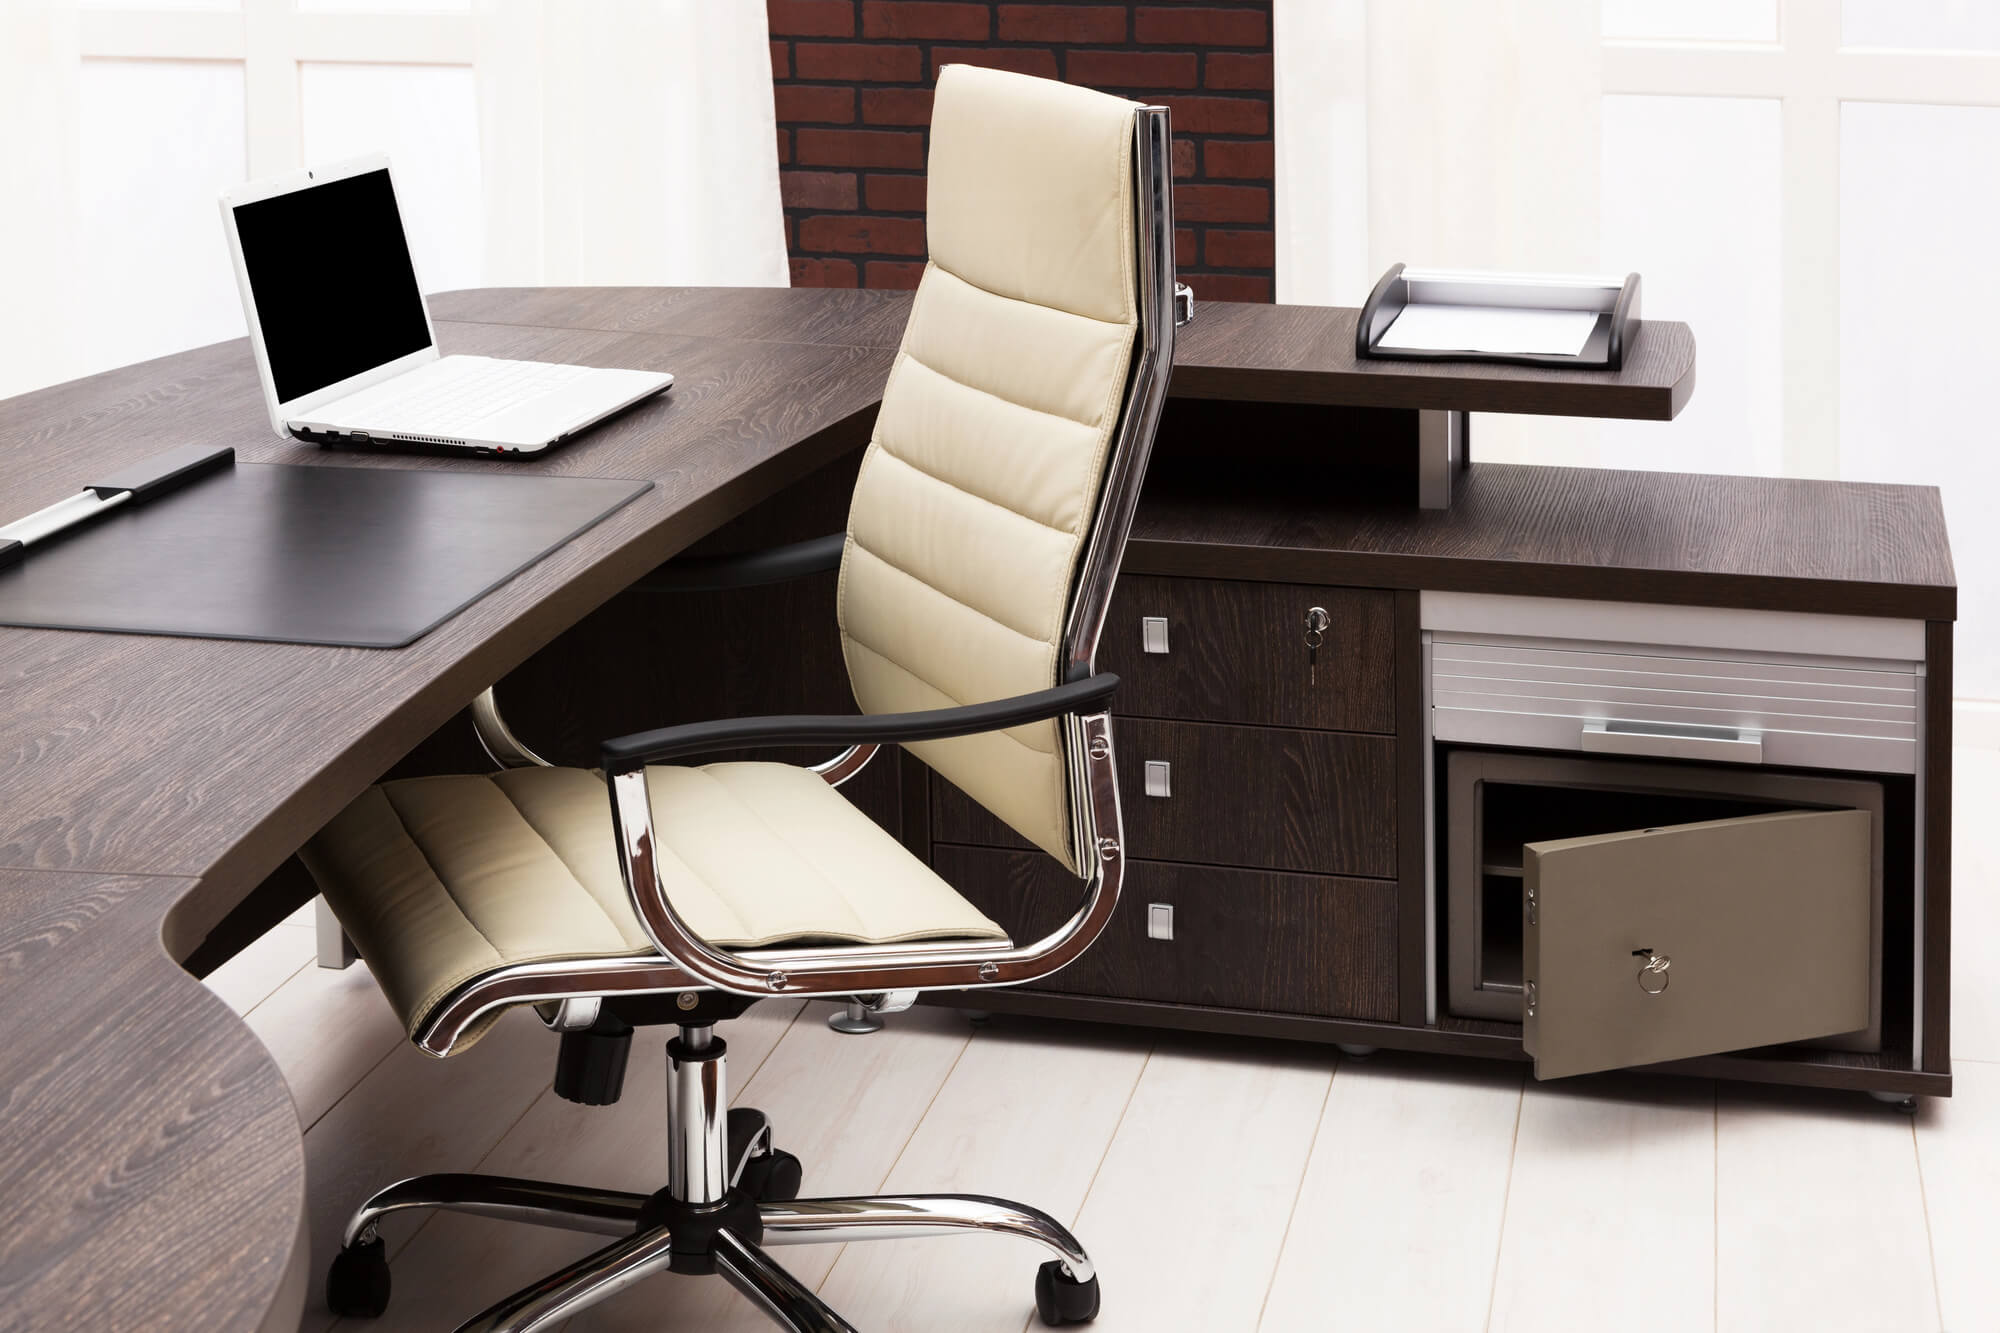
[938,845,1400,1022]
[933,718,1397,879]
[1096,576,1395,734]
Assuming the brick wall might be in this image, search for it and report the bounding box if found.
[767,1,1275,301]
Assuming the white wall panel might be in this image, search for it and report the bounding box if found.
[1841,101,2000,697]
[1603,0,1777,43]
[1843,1,2000,52]
[77,57,248,378]
[300,62,482,294]
[1596,93,1783,477]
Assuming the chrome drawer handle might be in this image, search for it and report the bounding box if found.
[1582,720,1763,764]
[1143,760,1172,798]
[1140,616,1170,654]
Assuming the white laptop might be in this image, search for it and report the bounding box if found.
[220,154,671,458]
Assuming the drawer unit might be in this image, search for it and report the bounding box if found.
[1098,576,1395,733]
[933,718,1398,879]
[1431,635,1920,774]
[1445,750,1886,1078]
[937,845,1400,1021]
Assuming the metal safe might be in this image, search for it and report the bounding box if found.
[1444,750,1884,1079]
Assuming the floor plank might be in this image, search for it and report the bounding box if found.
[1715,1086,1937,1333]
[330,1000,806,1333]
[203,922,314,1015]
[1261,1055,1523,1333]
[815,1018,1153,1331]
[1066,1033,1333,1333]
[299,1008,557,1331]
[1488,1075,1715,1333]
[565,1002,974,1331]
[245,957,404,1129]
[1915,1059,1999,1333]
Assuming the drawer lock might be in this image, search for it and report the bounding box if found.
[1637,951,1671,995]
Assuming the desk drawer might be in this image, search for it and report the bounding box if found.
[1098,576,1395,732]
[932,719,1398,879]
[937,845,1400,1021]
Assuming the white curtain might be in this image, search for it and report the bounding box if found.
[0,1,82,402]
[474,0,789,289]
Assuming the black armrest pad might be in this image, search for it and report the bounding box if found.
[602,673,1119,774]
[641,532,845,592]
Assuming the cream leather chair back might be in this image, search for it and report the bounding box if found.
[837,66,1142,874]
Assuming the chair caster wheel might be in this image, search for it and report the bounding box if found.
[1034,1260,1099,1326]
[325,1236,391,1318]
[741,1148,803,1203]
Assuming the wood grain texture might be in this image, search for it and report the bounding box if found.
[1924,619,1954,1074]
[939,845,1399,1021]
[1128,458,1957,620]
[0,869,305,1333]
[933,718,1398,878]
[430,289,1698,421]
[1094,575,1395,734]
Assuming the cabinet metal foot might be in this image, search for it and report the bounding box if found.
[965,1010,993,1027]
[1336,1044,1379,1059]
[1869,1090,1919,1114]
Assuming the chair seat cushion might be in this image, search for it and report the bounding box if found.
[300,762,1008,1040]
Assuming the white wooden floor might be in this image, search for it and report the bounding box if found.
[205,745,2000,1333]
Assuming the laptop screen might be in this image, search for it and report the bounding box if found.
[232,168,433,405]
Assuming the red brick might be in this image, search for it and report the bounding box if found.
[780,169,859,211]
[774,84,856,125]
[768,0,855,38]
[865,260,928,289]
[1172,138,1195,179]
[1174,183,1269,222]
[1205,139,1274,180]
[865,173,928,212]
[1206,50,1273,90]
[1136,6,1267,47]
[1158,94,1267,135]
[930,45,1059,78]
[777,128,791,165]
[796,41,924,82]
[796,127,927,167]
[997,4,1126,42]
[861,86,935,126]
[770,40,790,80]
[1189,272,1273,303]
[791,256,859,287]
[861,0,989,39]
[1067,49,1198,90]
[1175,227,1195,267]
[799,213,928,255]
[1204,228,1274,269]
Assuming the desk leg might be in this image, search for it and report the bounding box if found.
[316,895,358,970]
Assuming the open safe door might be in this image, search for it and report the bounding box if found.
[1522,809,1872,1080]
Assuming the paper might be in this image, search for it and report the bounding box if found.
[1377,303,1599,357]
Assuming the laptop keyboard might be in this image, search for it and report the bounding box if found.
[344,358,593,435]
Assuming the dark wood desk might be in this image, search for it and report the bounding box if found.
[10,287,1944,1330]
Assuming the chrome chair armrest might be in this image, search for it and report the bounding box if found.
[601,682,1126,1001]
[599,674,1118,773]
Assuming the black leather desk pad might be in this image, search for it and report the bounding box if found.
[0,462,650,647]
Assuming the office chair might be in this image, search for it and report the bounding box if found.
[300,65,1180,1333]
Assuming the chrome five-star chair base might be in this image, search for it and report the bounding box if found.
[325,1023,1101,1332]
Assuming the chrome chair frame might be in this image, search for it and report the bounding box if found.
[336,105,1180,1333]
